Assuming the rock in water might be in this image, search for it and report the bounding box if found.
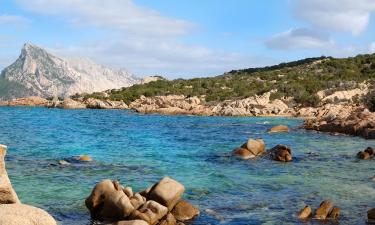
[314,200,333,220]
[297,205,312,219]
[328,207,340,219]
[232,148,255,160]
[85,179,134,220]
[246,139,265,156]
[0,144,20,204]
[0,204,57,225]
[108,220,149,225]
[268,145,293,162]
[148,177,185,211]
[268,125,290,133]
[157,213,177,225]
[130,200,168,225]
[368,208,375,223]
[171,200,200,221]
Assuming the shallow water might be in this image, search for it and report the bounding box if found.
[0,107,374,225]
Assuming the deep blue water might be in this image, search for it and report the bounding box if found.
[0,107,374,225]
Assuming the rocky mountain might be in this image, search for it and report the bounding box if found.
[0,43,139,100]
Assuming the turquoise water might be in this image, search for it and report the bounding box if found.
[0,107,374,225]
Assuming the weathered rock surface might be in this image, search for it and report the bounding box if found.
[0,204,57,225]
[84,98,128,109]
[314,200,333,220]
[328,207,340,219]
[304,109,375,139]
[148,177,185,211]
[0,144,20,204]
[85,179,134,220]
[86,177,197,225]
[0,96,48,106]
[357,147,374,160]
[297,205,312,219]
[130,200,168,225]
[50,98,86,109]
[171,200,199,221]
[232,139,265,159]
[268,125,289,133]
[268,145,292,162]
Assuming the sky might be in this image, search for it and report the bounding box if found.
[1,0,375,79]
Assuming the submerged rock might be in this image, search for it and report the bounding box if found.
[0,204,57,225]
[76,155,93,162]
[268,125,289,133]
[0,144,20,204]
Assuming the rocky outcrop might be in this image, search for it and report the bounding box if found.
[86,177,199,225]
[0,96,48,106]
[47,98,128,109]
[212,92,291,116]
[0,144,20,204]
[84,98,128,109]
[303,109,375,139]
[297,206,312,219]
[0,144,57,225]
[130,95,212,116]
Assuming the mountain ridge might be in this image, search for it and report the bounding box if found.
[0,43,140,100]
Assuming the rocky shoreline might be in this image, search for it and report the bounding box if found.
[1,87,374,139]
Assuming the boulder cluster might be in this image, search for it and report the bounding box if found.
[357,147,374,160]
[0,144,57,225]
[47,98,129,109]
[85,177,199,225]
[232,138,293,162]
[304,109,375,139]
[298,200,340,220]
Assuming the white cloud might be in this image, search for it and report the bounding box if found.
[13,0,274,77]
[0,14,30,26]
[15,0,193,37]
[50,38,274,78]
[266,28,335,50]
[293,0,375,35]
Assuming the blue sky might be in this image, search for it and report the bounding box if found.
[1,0,375,78]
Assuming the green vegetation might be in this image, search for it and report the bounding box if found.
[80,54,375,107]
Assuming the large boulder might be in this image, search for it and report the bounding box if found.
[297,205,312,219]
[268,145,292,162]
[171,200,199,221]
[108,220,149,225]
[314,200,333,220]
[268,125,289,133]
[130,200,168,225]
[0,144,20,204]
[0,203,56,225]
[148,177,185,211]
[245,139,265,156]
[157,213,176,225]
[130,193,146,210]
[368,208,375,223]
[232,148,255,160]
[85,179,134,221]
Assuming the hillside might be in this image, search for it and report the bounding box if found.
[81,54,375,107]
[0,43,140,100]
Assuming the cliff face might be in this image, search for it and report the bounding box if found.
[0,43,140,100]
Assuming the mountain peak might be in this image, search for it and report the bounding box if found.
[0,43,140,100]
